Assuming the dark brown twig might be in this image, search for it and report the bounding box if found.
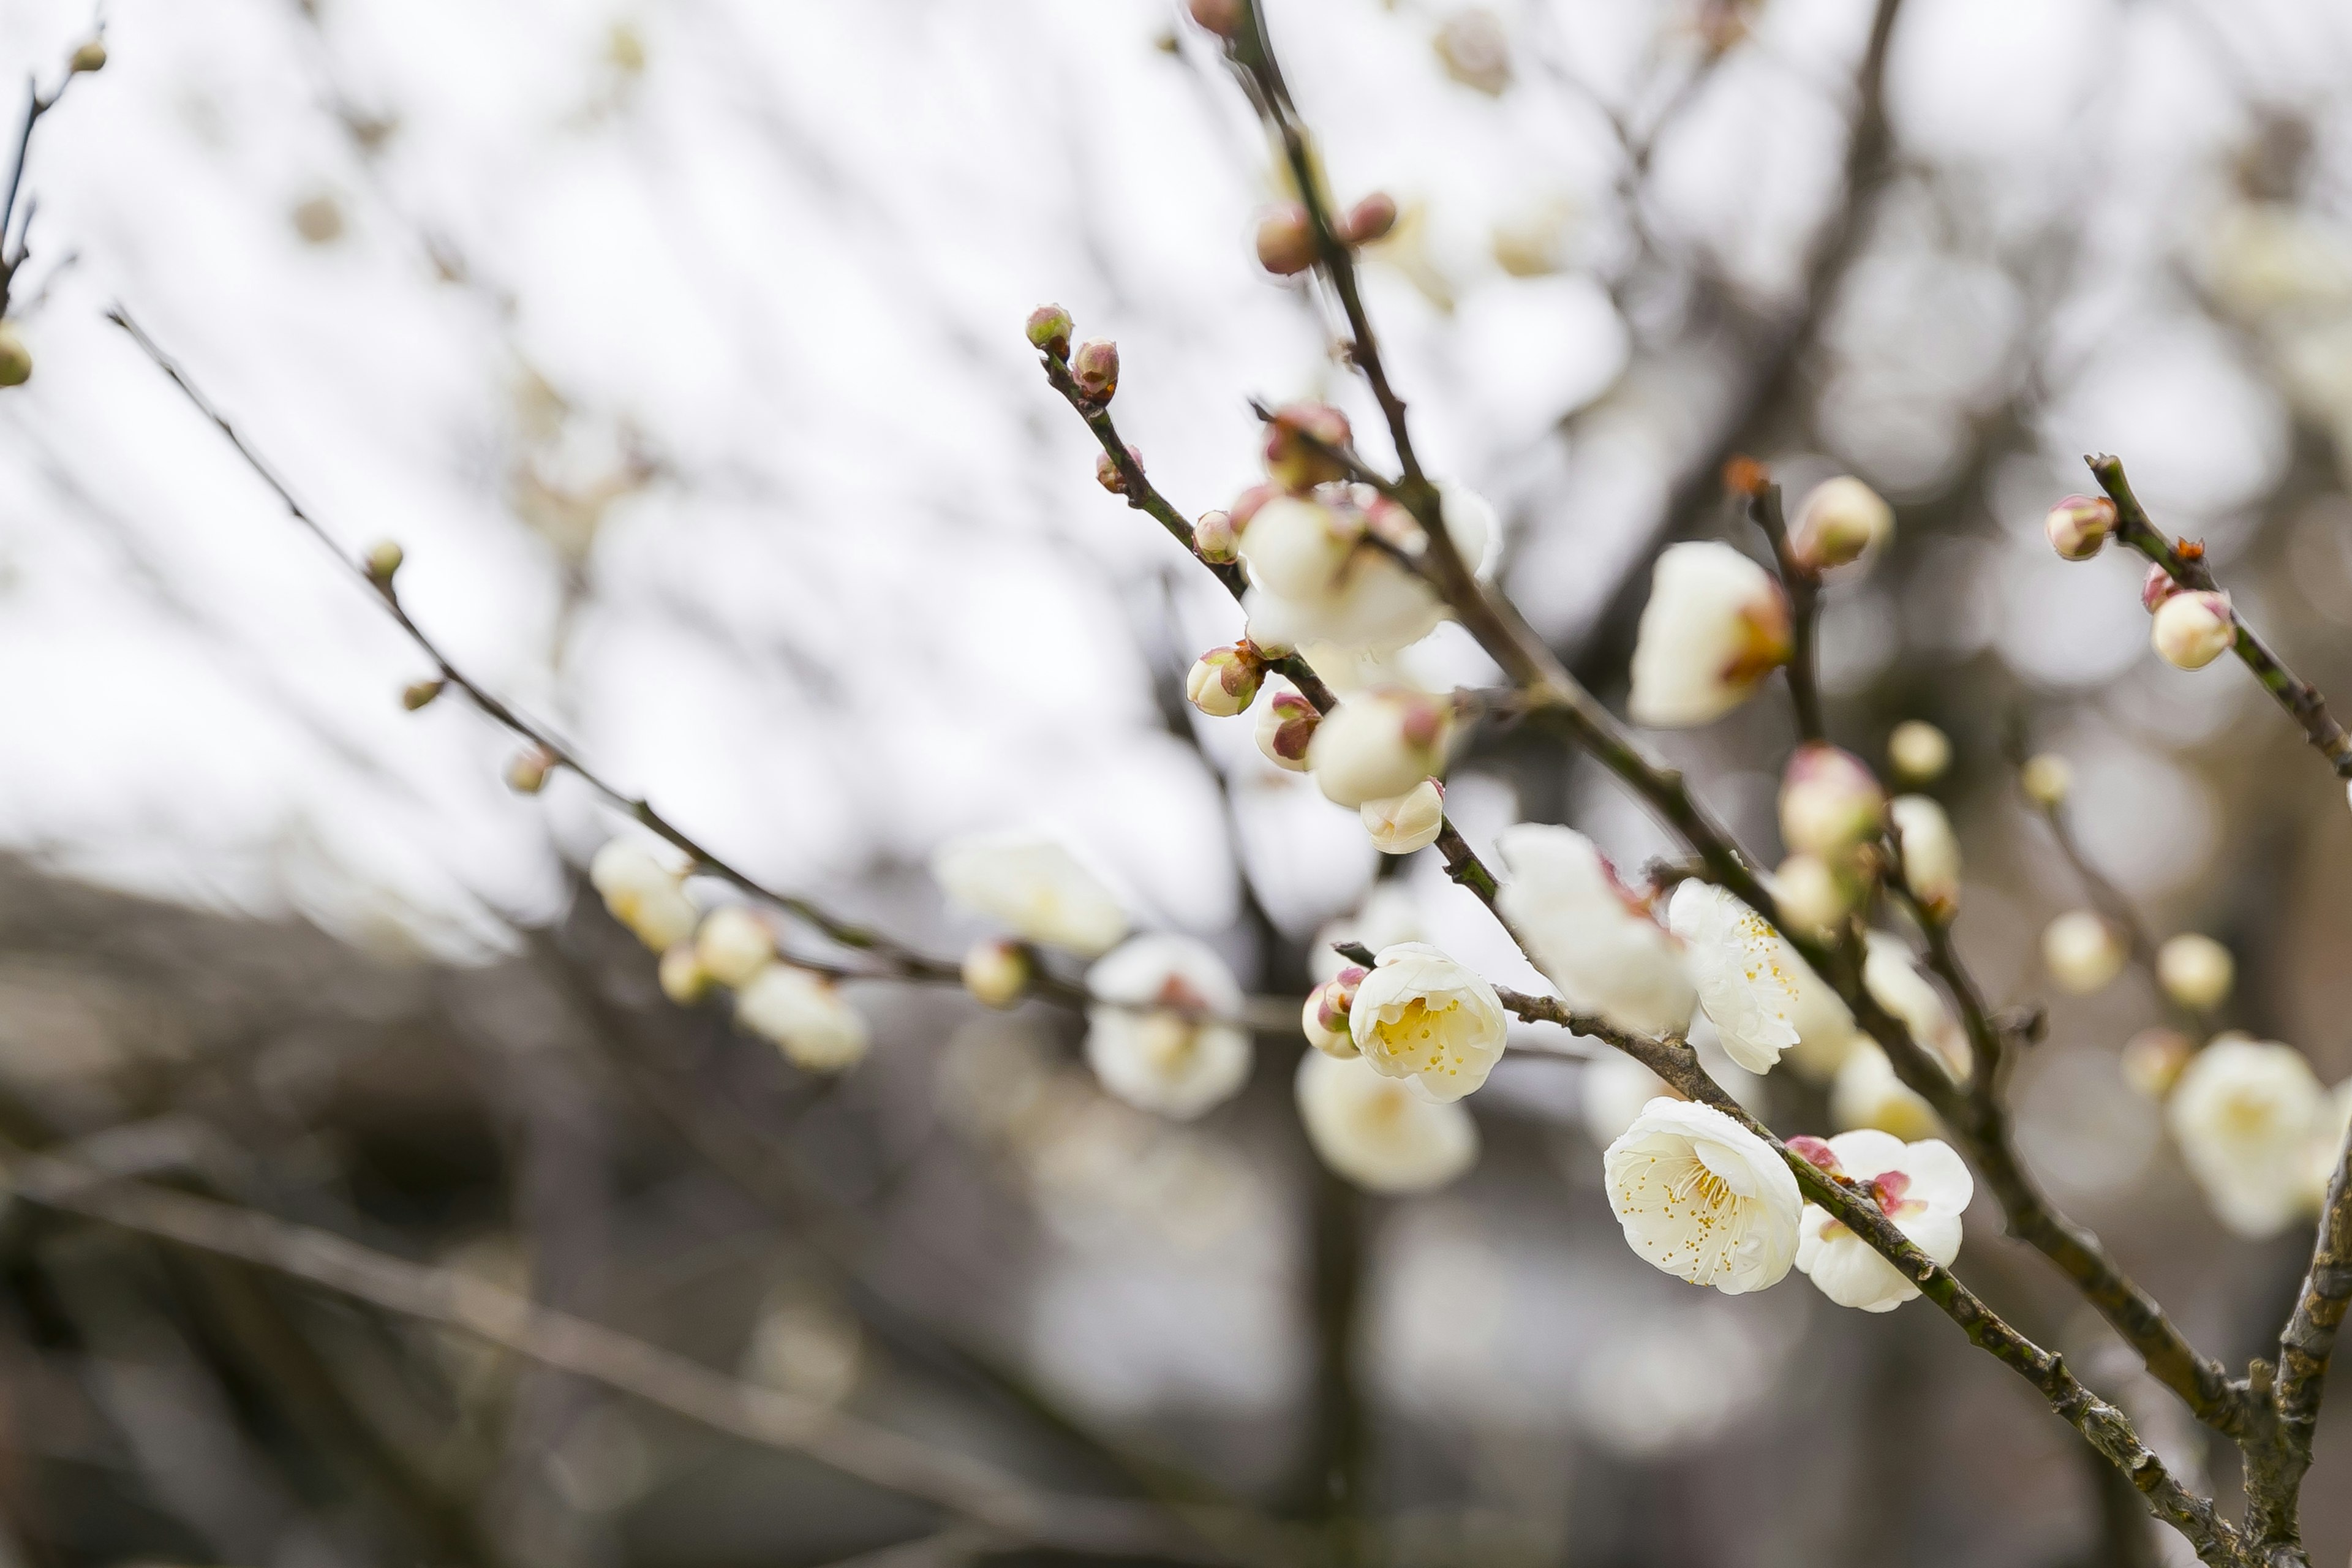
[1747,481,1823,742]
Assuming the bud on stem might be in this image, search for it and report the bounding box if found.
[365,539,405,586]
[1096,443,1144,496]
[1339,192,1397,246]
[1194,509,1239,564]
[1186,643,1266,717]
[1070,338,1119,402]
[1025,303,1073,361]
[1256,204,1316,276]
[505,745,556,794]
[2044,494,2116,561]
[69,39,106,74]
[402,678,446,711]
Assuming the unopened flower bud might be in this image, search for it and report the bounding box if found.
[658,943,712,1005]
[1095,443,1143,496]
[1262,401,1352,493]
[2043,910,2125,995]
[364,538,404,584]
[2155,933,2234,1012]
[1778,742,1886,859]
[0,322,29,388]
[69,39,107,74]
[1887,720,1950,783]
[1194,509,1238,563]
[1785,1134,1842,1174]
[2141,562,2180,612]
[1186,0,1243,37]
[2020,753,2072,807]
[1890,794,1961,916]
[505,745,554,794]
[1303,966,1368,1058]
[402,678,445,710]
[1360,778,1444,855]
[2044,494,2116,560]
[1791,475,1893,573]
[1025,303,1073,360]
[1255,688,1319,771]
[2121,1027,2194,1098]
[1070,337,1119,402]
[1255,203,1316,276]
[1340,192,1397,246]
[1186,643,1265,717]
[696,905,777,988]
[1771,853,1855,941]
[1308,687,1453,807]
[961,938,1031,1009]
[2151,590,2234,669]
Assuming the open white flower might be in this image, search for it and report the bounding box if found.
[1830,1042,1940,1140]
[1360,779,1446,854]
[1084,935,1251,1120]
[1307,687,1453,807]
[1296,1050,1479,1193]
[1667,880,1855,1075]
[1241,481,1494,656]
[2168,1038,2327,1238]
[932,832,1129,957]
[1494,824,1695,1041]
[1792,1130,1972,1312]
[1627,542,1792,728]
[1349,942,1509,1103]
[590,837,699,951]
[737,966,870,1073]
[1602,1099,1801,1293]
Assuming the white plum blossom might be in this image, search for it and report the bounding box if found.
[1667,880,1855,1075]
[737,966,870,1073]
[1349,942,1509,1103]
[1626,543,1792,728]
[1239,482,1494,656]
[1360,779,1446,854]
[695,905,776,988]
[1602,1099,1802,1294]
[2168,1038,2328,1238]
[590,837,700,952]
[1295,1050,1479,1193]
[1791,1130,1972,1312]
[932,832,1129,957]
[1084,935,1252,1119]
[1890,795,1962,916]
[1493,824,1695,1040]
[1306,687,1453,807]
[1831,1042,1939,1140]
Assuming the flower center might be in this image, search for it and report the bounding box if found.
[1371,996,1468,1079]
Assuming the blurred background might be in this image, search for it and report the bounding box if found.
[2,0,2351,1563]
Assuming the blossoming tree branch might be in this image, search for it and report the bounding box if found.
[80,4,2352,1564]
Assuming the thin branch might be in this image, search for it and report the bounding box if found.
[2,42,96,311]
[2090,453,2352,778]
[2265,1126,2352,1555]
[9,1152,1264,1566]
[1747,481,1824,742]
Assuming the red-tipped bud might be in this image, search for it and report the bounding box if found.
[1194,509,1239,564]
[1025,303,1073,360]
[1255,203,1316,276]
[1255,688,1319,771]
[1262,401,1352,493]
[1186,644,1267,717]
[2141,562,2181,612]
[2044,494,2116,561]
[1070,337,1119,402]
[1785,1135,1842,1175]
[1340,192,1397,246]
[1096,443,1144,496]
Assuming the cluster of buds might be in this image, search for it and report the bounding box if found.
[652,896,872,1072]
[1302,965,1367,1057]
[1789,476,1893,575]
[1185,642,1267,717]
[1262,401,1352,492]
[1254,687,1319,771]
[592,837,699,952]
[2043,494,2116,560]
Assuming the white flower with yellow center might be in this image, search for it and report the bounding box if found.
[1602,1099,1801,1293]
[1084,935,1251,1120]
[2168,1038,2327,1238]
[737,966,870,1073]
[1791,1130,1972,1312]
[1295,1050,1479,1193]
[932,832,1129,957]
[1667,880,1855,1075]
[589,837,699,952]
[1493,824,1695,1041]
[1348,942,1508,1103]
[1627,542,1792,728]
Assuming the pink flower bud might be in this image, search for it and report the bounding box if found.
[1025,303,1072,360]
[1095,443,1144,496]
[1303,967,1368,1057]
[2141,562,2182,612]
[2043,494,2116,561]
[2150,590,2234,669]
[1185,644,1266,717]
[1785,1134,1842,1174]
[1194,509,1239,564]
[1255,688,1319,771]
[1255,203,1316,276]
[1070,337,1119,402]
[1229,483,1280,531]
[1186,0,1243,37]
[1263,401,1352,494]
[1341,192,1398,246]
[1777,742,1887,859]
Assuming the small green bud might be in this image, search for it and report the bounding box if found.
[402,678,446,711]
[364,539,404,584]
[1025,304,1073,360]
[69,39,107,74]
[0,323,30,388]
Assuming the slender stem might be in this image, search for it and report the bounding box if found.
[2089,454,2352,778]
[2263,1126,2352,1554]
[1747,483,1824,743]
